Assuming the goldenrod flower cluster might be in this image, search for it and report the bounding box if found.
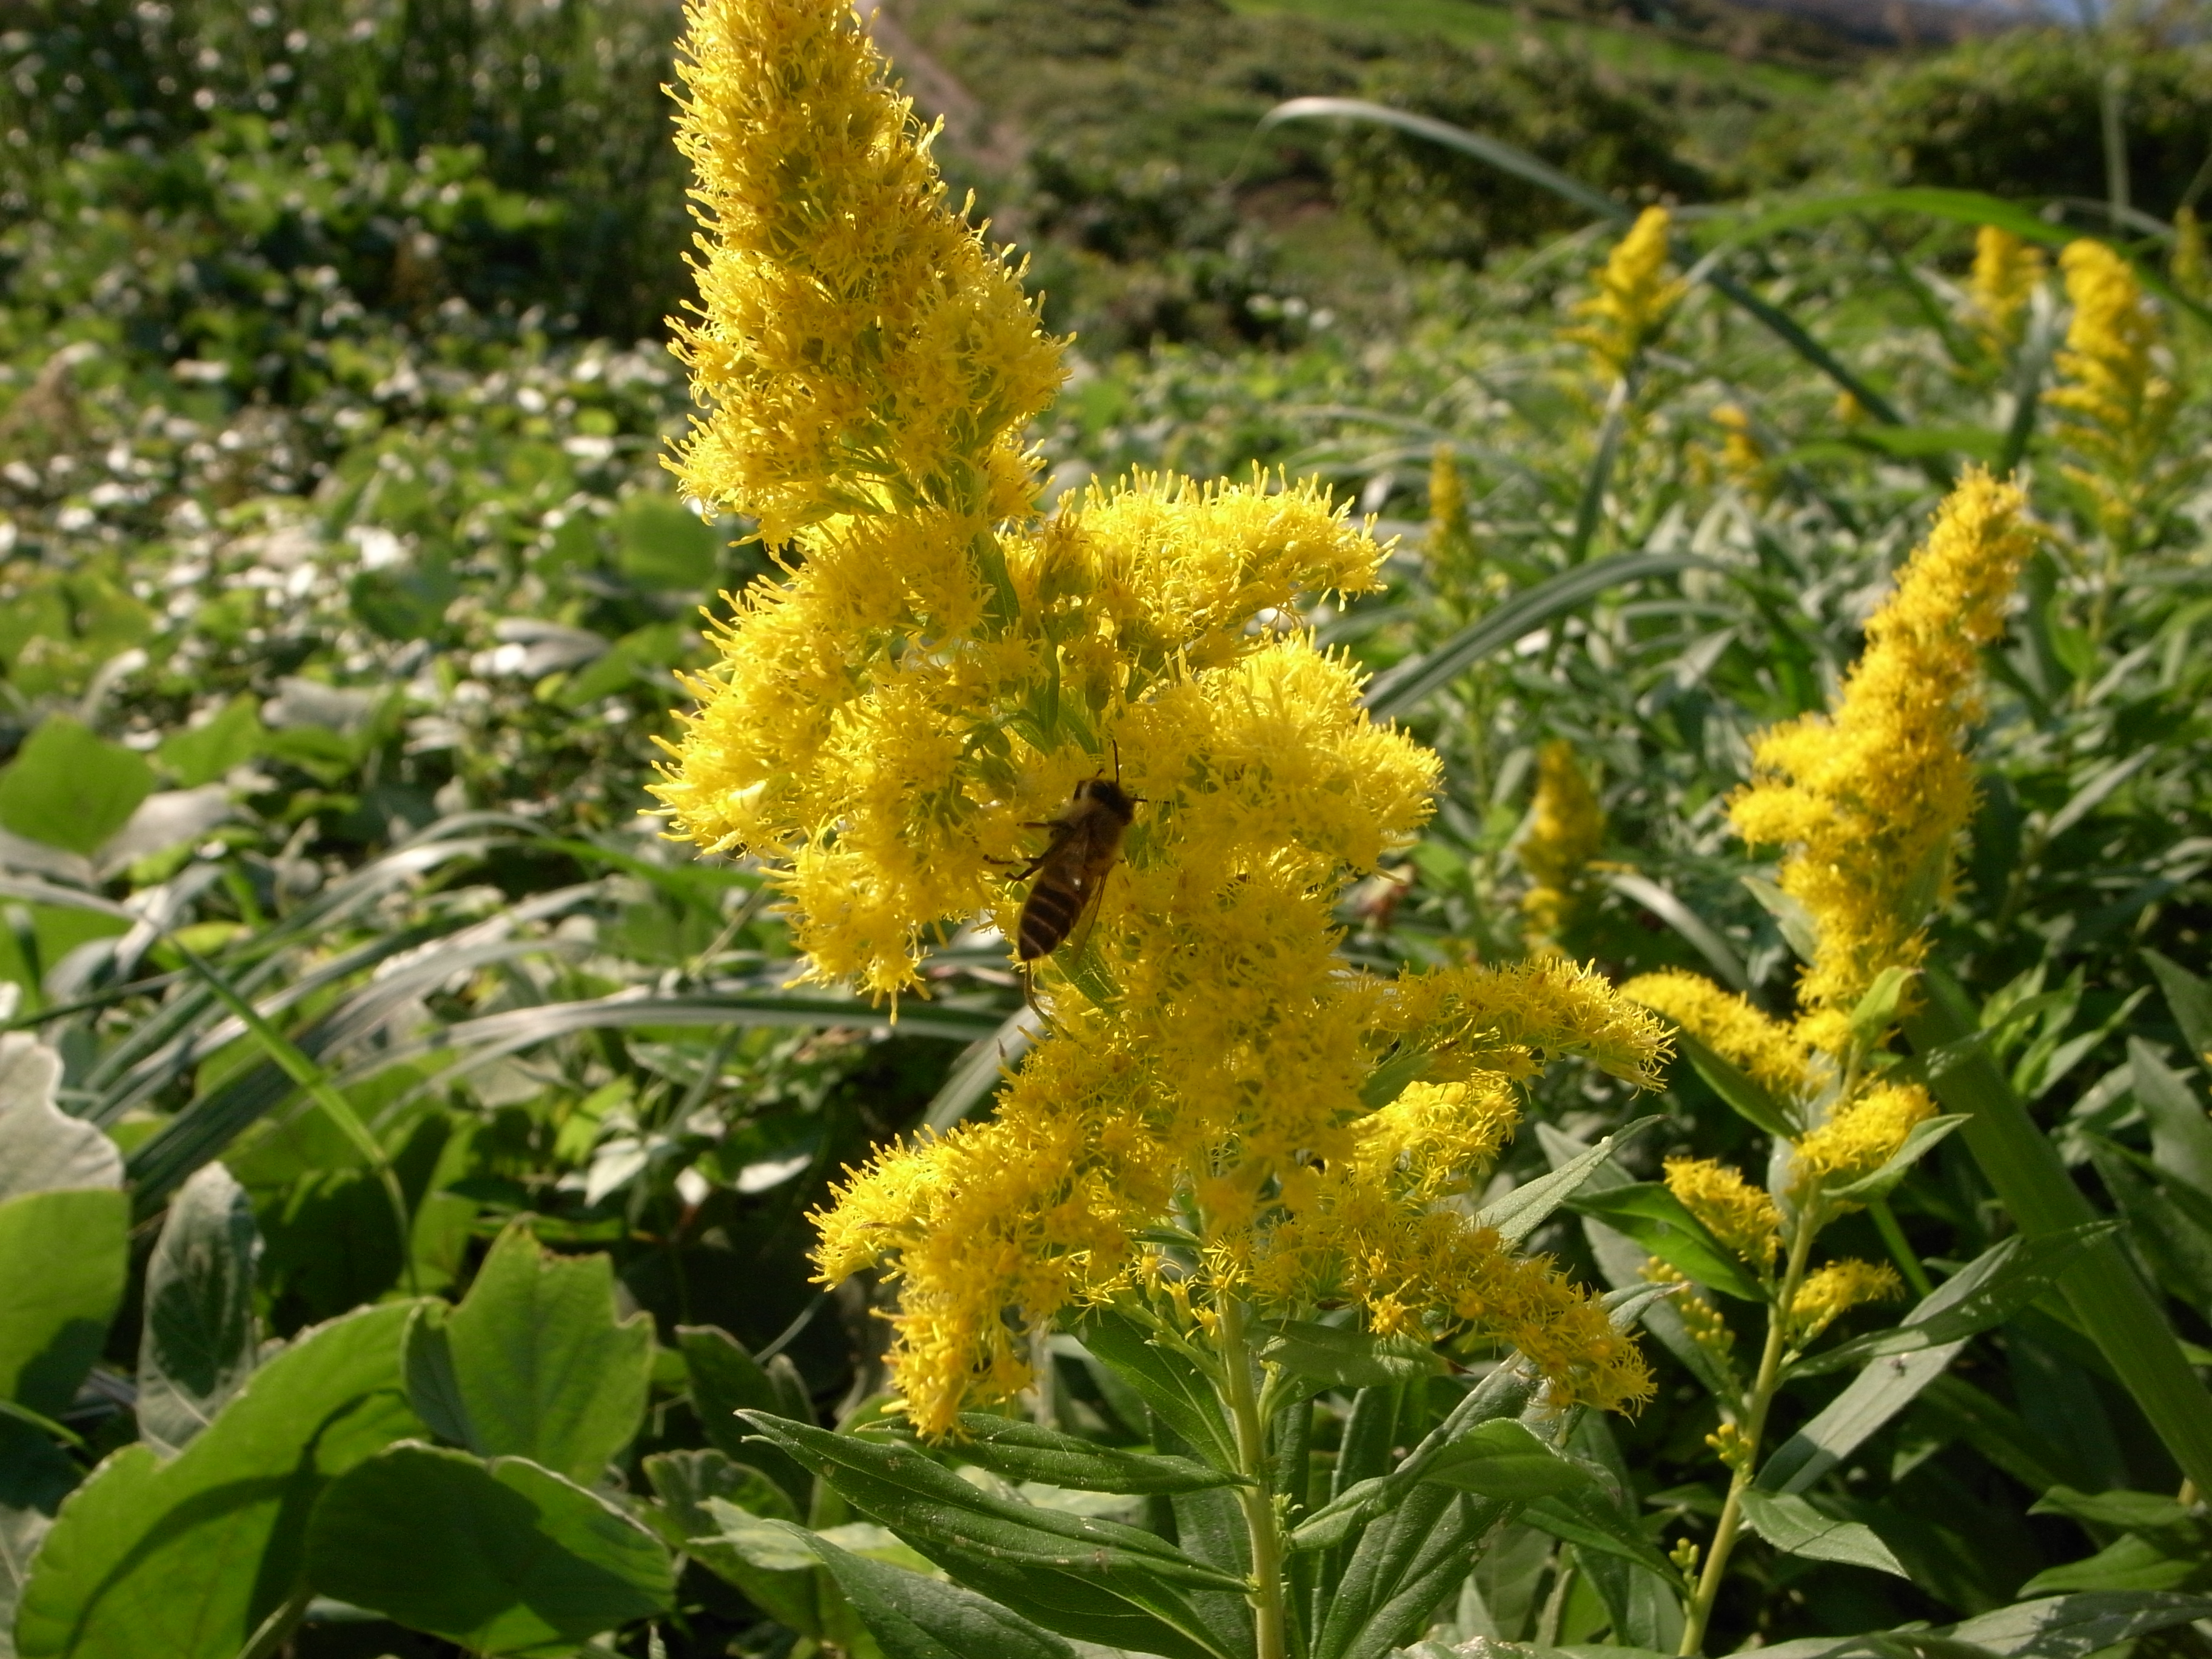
[1564,207,1687,381]
[1709,403,1768,494]
[1729,469,2033,1053]
[1641,1257,1737,1367]
[1793,1079,1936,1185]
[2045,240,2179,543]
[1520,740,1606,949]
[1966,226,2046,356]
[1623,970,1813,1104]
[1786,1259,1901,1344]
[656,0,1668,1436]
[1664,1157,1781,1273]
[1427,443,1480,592]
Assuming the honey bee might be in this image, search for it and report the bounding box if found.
[1010,762,1140,962]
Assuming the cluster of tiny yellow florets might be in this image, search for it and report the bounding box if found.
[1427,444,1482,597]
[655,0,1666,1436]
[2045,240,2179,545]
[1520,740,1606,950]
[1786,1259,1902,1345]
[1664,1156,1781,1274]
[1729,468,2033,1053]
[1623,970,1815,1105]
[1966,226,2047,357]
[1793,1080,1937,1186]
[1564,207,1687,381]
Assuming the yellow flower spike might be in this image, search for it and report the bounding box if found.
[2045,239,2180,545]
[1966,225,2048,357]
[1787,1258,1902,1346]
[1663,1156,1781,1273]
[1709,403,1768,495]
[1427,443,1480,589]
[1794,1080,1937,1188]
[665,0,1666,1432]
[1564,206,1687,382]
[1728,469,2033,1052]
[1520,740,1606,950]
[1641,1257,1737,1366]
[1622,969,1815,1103]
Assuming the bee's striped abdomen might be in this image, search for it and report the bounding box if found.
[1017,879,1084,960]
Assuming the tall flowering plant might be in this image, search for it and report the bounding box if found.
[648,4,1673,1657]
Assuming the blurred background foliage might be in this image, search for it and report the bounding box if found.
[3,0,2212,1654]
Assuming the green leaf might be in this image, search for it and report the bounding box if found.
[1945,1592,2212,1658]
[1076,1309,1236,1470]
[805,1524,1079,1659]
[1741,875,1820,967]
[1671,1023,1802,1142]
[2128,1037,2212,1198]
[415,1219,653,1482]
[1788,1221,2117,1376]
[155,697,264,788]
[1255,1320,1438,1389]
[306,1443,673,1652]
[1848,967,1917,1049]
[1523,1486,1672,1575]
[739,1410,1244,1659]
[678,1323,813,1507]
[2024,1536,2211,1595]
[2142,950,2212,1076]
[0,1188,127,1417]
[641,1450,814,1632]
[0,719,153,856]
[1476,1115,1659,1247]
[1738,1489,1906,1576]
[1419,1419,1595,1501]
[1315,1483,1503,1659]
[1757,1337,1968,1494]
[136,1163,261,1458]
[1564,1184,1764,1301]
[614,493,722,591]
[15,1301,423,1659]
[0,1039,119,1200]
[1824,1114,1969,1202]
[1360,552,1708,718]
[948,1413,1241,1494]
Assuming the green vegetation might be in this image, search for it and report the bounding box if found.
[2,0,2212,1655]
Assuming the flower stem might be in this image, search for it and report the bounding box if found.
[1678,1198,1822,1657]
[1217,1298,1289,1659]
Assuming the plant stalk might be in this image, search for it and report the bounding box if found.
[1217,1297,1289,1659]
[1678,1198,1822,1657]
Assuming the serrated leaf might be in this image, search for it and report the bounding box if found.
[1565,1184,1765,1301]
[948,1414,1240,1494]
[1738,1489,1906,1575]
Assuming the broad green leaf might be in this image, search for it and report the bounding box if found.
[1738,1489,1906,1576]
[805,1524,1079,1659]
[306,1443,673,1652]
[1788,1221,2117,1376]
[1476,1115,1659,1247]
[15,1301,423,1659]
[0,719,153,855]
[614,492,720,591]
[2023,1535,2210,1595]
[948,1413,1241,1493]
[2,1497,56,1659]
[1076,1309,1236,1470]
[424,1219,653,1482]
[0,1037,118,1201]
[1419,1419,1594,1501]
[136,1162,261,1458]
[1255,1320,1438,1389]
[641,1450,813,1632]
[1945,1592,2212,1658]
[1824,1114,1969,1202]
[2142,950,2212,1076]
[155,697,263,788]
[0,1188,127,1416]
[678,1323,813,1507]
[1564,1184,1764,1301]
[2128,1037,2212,1198]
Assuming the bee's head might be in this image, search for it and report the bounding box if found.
[1075,776,1139,822]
